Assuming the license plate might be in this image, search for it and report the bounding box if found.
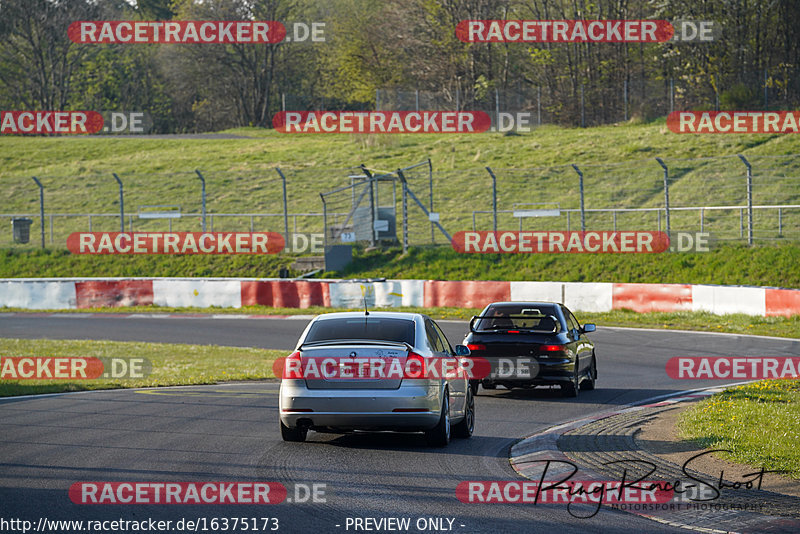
[339,361,370,378]
[516,364,531,378]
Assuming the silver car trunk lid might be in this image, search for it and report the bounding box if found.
[300,344,408,390]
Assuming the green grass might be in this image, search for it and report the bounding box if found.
[327,243,800,288]
[3,122,800,248]
[0,338,285,397]
[3,243,799,290]
[678,379,800,477]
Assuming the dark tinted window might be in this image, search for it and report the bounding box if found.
[432,321,453,354]
[562,306,579,332]
[475,304,561,332]
[304,317,415,344]
[425,320,445,352]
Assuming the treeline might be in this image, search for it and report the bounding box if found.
[1,0,799,133]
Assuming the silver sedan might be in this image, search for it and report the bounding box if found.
[278,311,475,446]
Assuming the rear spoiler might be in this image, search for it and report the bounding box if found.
[300,339,413,351]
[468,314,560,334]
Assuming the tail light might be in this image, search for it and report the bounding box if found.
[404,351,426,379]
[466,344,486,351]
[284,351,303,379]
[539,344,566,357]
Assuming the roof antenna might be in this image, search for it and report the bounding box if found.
[361,284,370,316]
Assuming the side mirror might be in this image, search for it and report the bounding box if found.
[454,344,471,356]
[581,323,596,333]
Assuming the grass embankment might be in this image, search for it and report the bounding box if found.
[678,379,800,477]
[3,121,800,247]
[0,338,284,397]
[3,243,800,289]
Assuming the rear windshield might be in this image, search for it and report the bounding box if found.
[475,305,561,332]
[304,317,415,345]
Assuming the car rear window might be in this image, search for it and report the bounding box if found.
[304,317,415,344]
[475,305,561,332]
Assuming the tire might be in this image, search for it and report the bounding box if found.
[425,391,451,447]
[280,421,307,442]
[469,380,480,396]
[560,358,580,398]
[453,388,475,439]
[581,354,597,391]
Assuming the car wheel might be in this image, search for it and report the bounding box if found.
[280,421,307,442]
[425,391,451,447]
[561,358,579,398]
[469,380,479,396]
[581,354,597,391]
[453,388,475,439]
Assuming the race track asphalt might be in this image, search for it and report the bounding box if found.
[1,315,798,533]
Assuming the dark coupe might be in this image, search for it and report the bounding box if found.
[463,301,597,397]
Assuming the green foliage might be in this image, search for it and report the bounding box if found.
[679,379,800,476]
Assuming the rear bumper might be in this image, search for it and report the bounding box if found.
[482,358,574,386]
[279,380,443,430]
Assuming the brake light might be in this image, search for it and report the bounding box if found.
[405,351,426,379]
[466,344,486,351]
[507,330,520,333]
[540,344,565,356]
[284,351,303,379]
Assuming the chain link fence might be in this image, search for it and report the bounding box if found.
[3,155,799,249]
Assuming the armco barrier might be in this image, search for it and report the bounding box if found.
[612,283,692,313]
[423,280,510,309]
[1,278,799,317]
[241,280,329,308]
[766,288,800,317]
[75,280,153,309]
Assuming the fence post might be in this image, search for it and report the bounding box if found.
[428,158,434,244]
[571,164,586,232]
[360,165,377,246]
[737,154,754,245]
[195,170,207,231]
[764,69,768,110]
[398,170,408,254]
[655,158,670,237]
[415,89,419,113]
[320,193,328,251]
[485,167,498,232]
[276,167,289,246]
[778,207,783,236]
[112,173,124,233]
[31,176,45,248]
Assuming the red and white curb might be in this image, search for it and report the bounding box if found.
[2,278,800,317]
